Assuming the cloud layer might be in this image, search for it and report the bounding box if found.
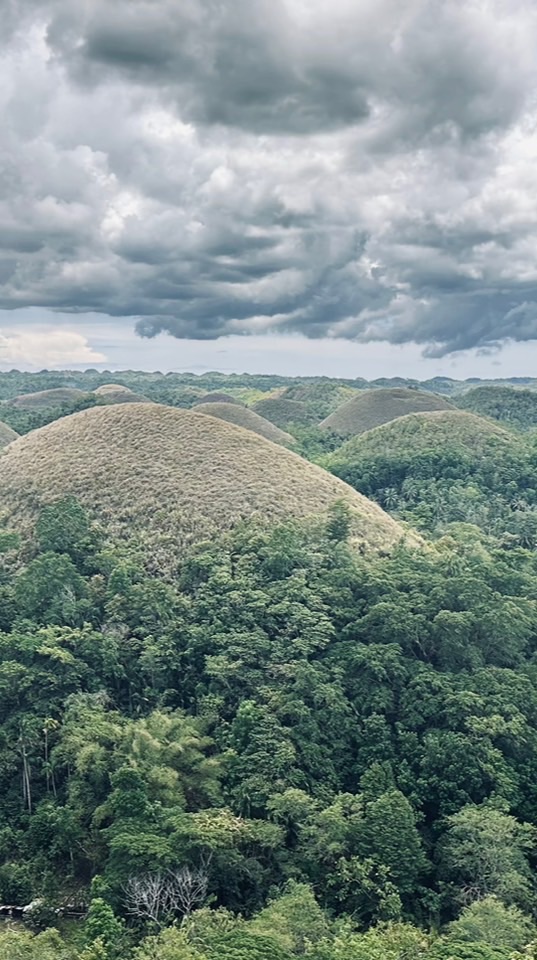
[3,0,537,354]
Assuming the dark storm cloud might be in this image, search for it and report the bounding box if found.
[2,0,537,354]
[46,0,372,135]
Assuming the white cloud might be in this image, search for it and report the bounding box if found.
[0,329,107,368]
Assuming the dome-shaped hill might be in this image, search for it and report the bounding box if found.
[193,392,244,406]
[456,385,537,431]
[4,387,88,410]
[330,410,515,465]
[93,384,149,404]
[279,383,355,419]
[0,421,19,447]
[320,388,453,437]
[0,404,416,565]
[192,402,293,446]
[252,398,314,427]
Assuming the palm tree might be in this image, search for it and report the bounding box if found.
[382,487,399,511]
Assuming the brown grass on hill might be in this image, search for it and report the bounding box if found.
[0,404,418,568]
[192,402,294,446]
[4,388,87,410]
[329,410,515,466]
[0,421,19,447]
[251,397,314,427]
[93,384,150,404]
[320,388,453,437]
[193,392,244,406]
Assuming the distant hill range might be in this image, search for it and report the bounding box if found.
[0,370,536,403]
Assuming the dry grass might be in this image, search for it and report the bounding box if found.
[192,402,294,446]
[320,388,453,437]
[329,410,516,466]
[252,398,314,427]
[0,421,19,447]
[93,384,150,404]
[193,392,244,406]
[0,403,417,566]
[4,388,88,410]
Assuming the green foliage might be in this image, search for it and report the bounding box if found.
[440,804,534,908]
[427,942,510,960]
[308,922,431,960]
[249,881,330,953]
[14,553,88,625]
[85,898,126,956]
[447,897,536,952]
[0,927,79,959]
[132,928,203,960]
[325,410,537,540]
[457,385,537,431]
[1,484,537,956]
[36,498,100,567]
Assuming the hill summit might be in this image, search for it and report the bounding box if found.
[321,388,453,437]
[93,383,149,403]
[329,410,515,465]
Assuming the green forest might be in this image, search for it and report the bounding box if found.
[2,373,537,959]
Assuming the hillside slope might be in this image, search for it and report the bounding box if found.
[321,388,453,437]
[0,421,19,447]
[192,402,293,446]
[4,387,88,409]
[456,385,537,431]
[252,397,315,427]
[326,411,523,535]
[330,410,515,464]
[0,404,416,564]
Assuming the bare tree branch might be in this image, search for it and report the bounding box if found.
[123,858,211,926]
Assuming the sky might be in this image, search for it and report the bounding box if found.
[3,0,537,377]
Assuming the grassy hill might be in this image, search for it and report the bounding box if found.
[326,410,528,535]
[320,388,453,437]
[456,385,537,431]
[0,404,415,566]
[0,421,19,447]
[279,382,356,419]
[193,392,244,406]
[192,402,293,446]
[330,409,515,464]
[3,387,88,410]
[252,397,315,427]
[93,383,150,403]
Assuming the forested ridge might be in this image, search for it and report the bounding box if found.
[2,375,537,958]
[1,500,537,958]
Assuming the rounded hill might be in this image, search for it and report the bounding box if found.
[0,404,416,564]
[320,388,453,437]
[252,397,314,427]
[456,385,537,431]
[325,410,527,537]
[93,383,149,404]
[0,421,19,447]
[193,392,244,406]
[330,410,515,465]
[279,383,355,419]
[4,387,88,410]
[192,402,293,446]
